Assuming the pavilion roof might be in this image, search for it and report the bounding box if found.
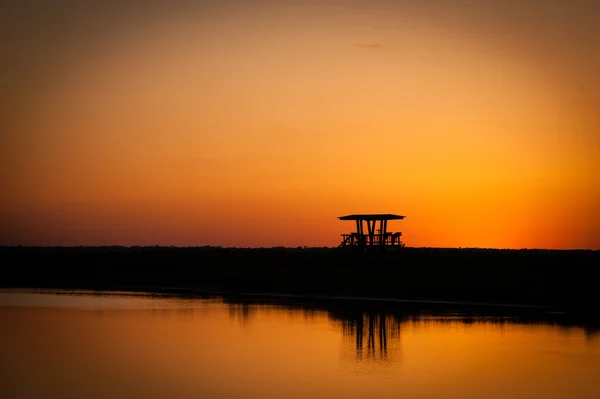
[338,214,405,221]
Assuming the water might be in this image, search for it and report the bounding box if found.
[1,289,599,399]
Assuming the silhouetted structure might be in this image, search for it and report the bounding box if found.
[338,214,405,248]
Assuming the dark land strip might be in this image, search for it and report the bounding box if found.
[2,246,599,317]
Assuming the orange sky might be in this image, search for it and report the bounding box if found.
[1,1,599,248]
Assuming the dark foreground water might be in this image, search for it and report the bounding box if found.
[1,290,599,399]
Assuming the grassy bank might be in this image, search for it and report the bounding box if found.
[2,246,599,312]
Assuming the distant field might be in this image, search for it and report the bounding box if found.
[2,246,599,312]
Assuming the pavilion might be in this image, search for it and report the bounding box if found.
[338,214,405,248]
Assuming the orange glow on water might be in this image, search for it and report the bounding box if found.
[1,292,600,398]
[2,1,599,248]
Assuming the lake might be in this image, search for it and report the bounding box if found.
[1,289,599,399]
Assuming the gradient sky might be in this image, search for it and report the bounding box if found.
[1,0,599,248]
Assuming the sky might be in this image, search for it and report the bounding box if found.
[1,0,599,249]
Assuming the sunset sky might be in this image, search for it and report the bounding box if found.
[1,0,599,249]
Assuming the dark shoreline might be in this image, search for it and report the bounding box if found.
[2,245,599,316]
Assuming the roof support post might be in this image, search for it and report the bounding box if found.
[378,219,385,246]
[366,220,375,246]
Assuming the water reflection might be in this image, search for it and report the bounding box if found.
[222,296,600,360]
[228,303,257,326]
[335,311,401,361]
[585,327,600,341]
[2,290,600,399]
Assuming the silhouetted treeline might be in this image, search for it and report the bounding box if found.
[1,246,599,313]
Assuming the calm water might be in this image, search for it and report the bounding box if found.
[1,290,599,399]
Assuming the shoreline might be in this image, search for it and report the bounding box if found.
[2,284,594,315]
[4,286,600,336]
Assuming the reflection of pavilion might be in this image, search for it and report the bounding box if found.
[332,310,404,362]
[227,303,257,326]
